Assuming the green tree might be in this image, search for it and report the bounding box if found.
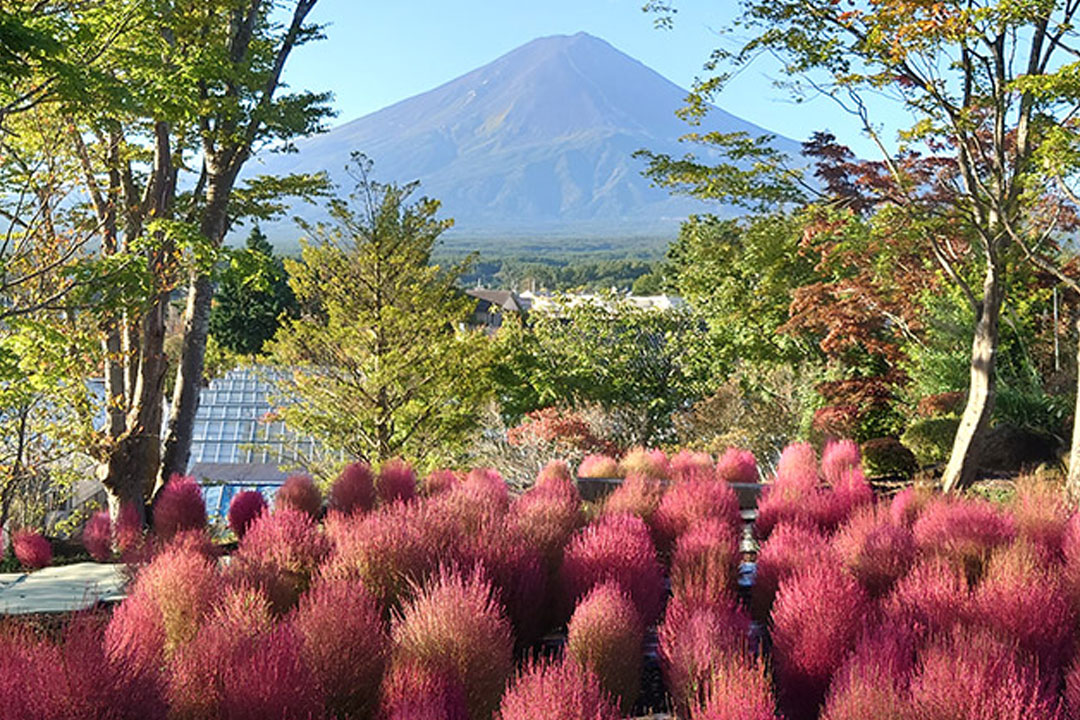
[268,156,494,469]
[209,226,297,357]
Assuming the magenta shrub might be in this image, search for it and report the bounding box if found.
[114,502,145,561]
[377,458,418,504]
[496,657,621,720]
[152,474,207,541]
[912,497,1016,580]
[600,473,663,525]
[771,560,870,720]
[274,473,322,518]
[888,485,933,527]
[83,511,112,562]
[1012,478,1071,563]
[578,453,620,478]
[776,442,818,481]
[560,513,665,624]
[882,556,969,640]
[391,567,514,720]
[691,654,779,720]
[832,505,915,597]
[379,661,470,720]
[670,517,740,605]
[715,447,758,484]
[618,446,669,480]
[230,507,330,613]
[227,490,267,540]
[653,477,741,552]
[506,483,584,571]
[566,581,644,713]
[422,468,461,496]
[751,522,834,623]
[821,439,861,485]
[821,628,915,720]
[1066,657,1080,720]
[292,578,388,720]
[11,528,50,569]
[328,461,376,516]
[669,449,714,483]
[430,468,510,536]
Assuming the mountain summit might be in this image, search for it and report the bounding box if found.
[254,32,802,243]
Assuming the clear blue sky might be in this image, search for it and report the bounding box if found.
[282,0,899,157]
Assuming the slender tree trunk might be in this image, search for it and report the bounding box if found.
[941,261,1005,492]
[1067,317,1080,500]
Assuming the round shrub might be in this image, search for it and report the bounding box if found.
[1011,476,1071,563]
[560,513,665,625]
[669,449,714,483]
[536,459,573,487]
[821,628,915,720]
[83,511,112,562]
[506,483,584,572]
[901,416,960,466]
[422,468,461,496]
[912,497,1015,582]
[227,490,267,540]
[691,654,778,720]
[431,468,510,536]
[274,474,322,518]
[152,475,206,541]
[776,442,817,480]
[566,581,644,713]
[821,439,861,485]
[715,447,758,484]
[750,522,834,623]
[771,560,870,720]
[380,661,469,720]
[578,453,620,478]
[669,517,740,605]
[600,474,663,525]
[833,505,915,597]
[12,529,51,570]
[618,447,669,480]
[888,485,934,527]
[328,462,375,516]
[377,458,417,504]
[652,478,741,553]
[114,502,145,561]
[882,556,968,641]
[291,578,388,720]
[390,568,514,720]
[860,437,917,478]
[496,657,621,720]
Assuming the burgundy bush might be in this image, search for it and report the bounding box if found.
[496,657,621,720]
[379,661,469,720]
[912,496,1016,581]
[821,439,861,485]
[888,485,933,527]
[618,446,670,480]
[506,483,584,571]
[377,458,418,504]
[566,581,644,713]
[328,462,376,516]
[910,627,1062,720]
[292,578,388,720]
[431,468,510,536]
[274,473,322,518]
[753,483,813,541]
[229,507,330,613]
[422,468,461,496]
[152,474,207,541]
[658,592,751,715]
[391,567,514,720]
[670,517,740,605]
[227,490,267,540]
[600,474,663,525]
[751,522,834,623]
[882,556,969,641]
[715,447,758,484]
[821,628,915,720]
[653,478,741,552]
[832,505,915,597]
[578,453,620,478]
[1066,656,1080,720]
[560,513,665,625]
[690,654,779,720]
[114,502,145,561]
[83,511,113,562]
[669,449,715,483]
[771,560,871,720]
[11,528,50,570]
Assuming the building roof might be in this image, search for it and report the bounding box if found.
[466,288,526,312]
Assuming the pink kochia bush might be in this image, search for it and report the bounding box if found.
[560,513,665,625]
[652,477,741,552]
[378,458,418,504]
[577,453,620,478]
[83,511,113,562]
[691,654,779,720]
[496,657,622,720]
[776,442,818,480]
[328,461,376,516]
[12,528,51,569]
[291,578,388,720]
[832,505,915,597]
[390,567,514,720]
[422,468,461,496]
[600,474,663,525]
[715,447,758,484]
[566,581,644,713]
[771,560,870,720]
[618,447,670,480]
[274,473,322,518]
[669,517,740,604]
[821,628,915,720]
[226,490,267,540]
[820,439,861,485]
[882,556,969,640]
[912,496,1016,580]
[379,661,469,720]
[669,449,714,483]
[506,480,584,571]
[751,522,835,623]
[152,475,206,541]
[1012,477,1071,562]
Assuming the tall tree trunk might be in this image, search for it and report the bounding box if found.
[1067,317,1080,500]
[941,261,1005,492]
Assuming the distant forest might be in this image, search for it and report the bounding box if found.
[450,252,667,294]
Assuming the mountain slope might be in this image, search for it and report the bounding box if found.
[252,32,803,244]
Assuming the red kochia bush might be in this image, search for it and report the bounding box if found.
[653,477,741,552]
[114,502,145,560]
[566,581,644,713]
[771,560,871,720]
[329,462,376,516]
[379,662,469,720]
[912,497,1016,581]
[578,453,620,478]
[12,528,50,569]
[600,474,663,525]
[658,592,751,715]
[821,439,861,485]
[669,449,715,483]
[888,485,934,527]
[776,442,818,480]
[691,654,779,720]
[422,468,461,496]
[833,505,915,597]
[821,628,915,720]
[715,447,758,484]
[292,578,388,720]
[432,468,510,536]
[378,458,418,504]
[618,447,670,480]
[911,628,1063,720]
[670,517,740,605]
[751,522,834,623]
[229,507,330,613]
[507,482,584,571]
[83,511,112,562]
[560,513,665,625]
[227,490,267,540]
[536,459,573,487]
[1012,477,1071,563]
[274,473,322,518]
[391,568,514,720]
[882,556,969,641]
[152,475,206,541]
[496,657,622,720]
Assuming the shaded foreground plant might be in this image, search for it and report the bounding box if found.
[496,656,621,720]
[566,581,644,713]
[690,653,780,720]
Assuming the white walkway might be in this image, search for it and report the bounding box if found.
[0,562,126,615]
